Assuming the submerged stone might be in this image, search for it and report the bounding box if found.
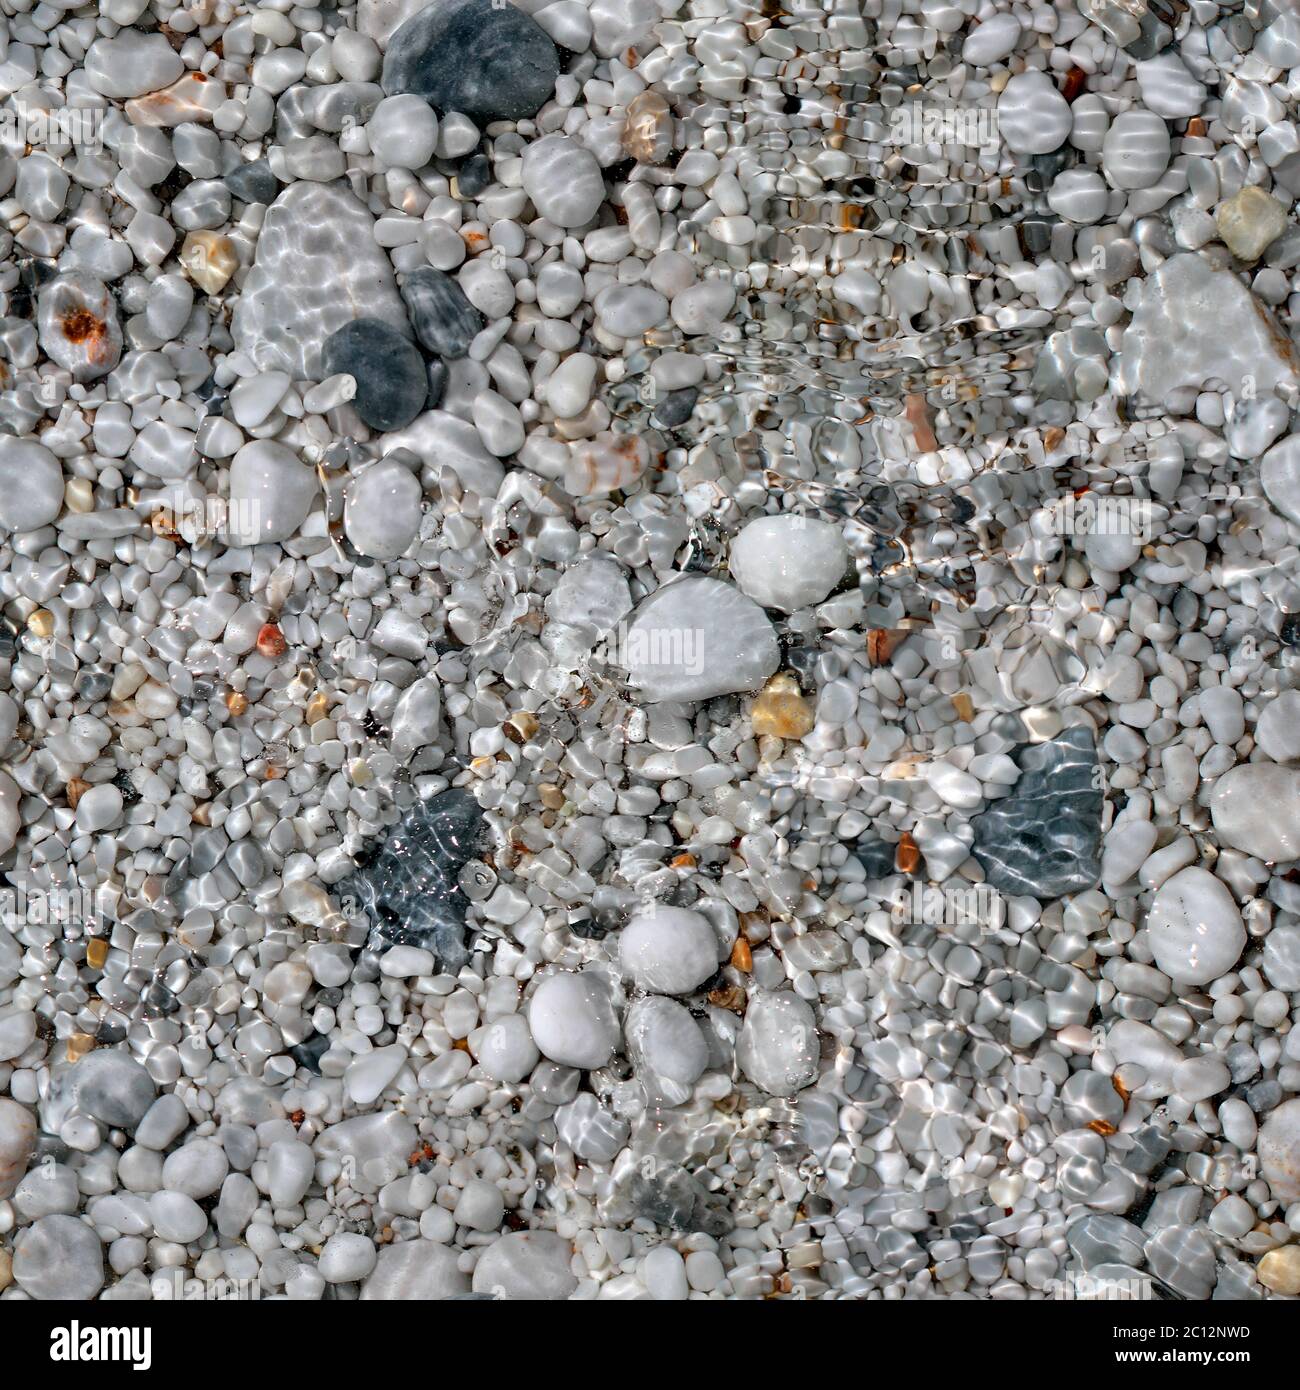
[322,318,427,432]
[381,0,560,124]
[335,789,489,970]
[400,267,483,360]
[629,1162,735,1237]
[970,726,1103,899]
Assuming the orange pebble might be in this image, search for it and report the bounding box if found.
[256,624,287,659]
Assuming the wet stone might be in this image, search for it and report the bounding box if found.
[629,1162,735,1237]
[400,267,484,361]
[321,318,428,432]
[382,0,560,124]
[224,159,279,204]
[970,727,1103,899]
[336,788,489,970]
[457,153,491,198]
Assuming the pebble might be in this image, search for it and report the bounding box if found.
[1258,1099,1300,1203]
[620,577,780,703]
[471,1230,577,1300]
[1261,434,1300,526]
[12,1215,104,1300]
[728,515,849,613]
[0,437,64,532]
[522,135,606,228]
[527,971,620,1070]
[382,0,560,122]
[0,1097,35,1199]
[1146,867,1247,985]
[345,459,423,559]
[1216,187,1288,263]
[736,991,819,1097]
[619,905,720,995]
[997,71,1072,155]
[226,441,318,545]
[323,319,427,432]
[475,1014,540,1084]
[400,267,483,360]
[361,1241,470,1299]
[1210,764,1300,862]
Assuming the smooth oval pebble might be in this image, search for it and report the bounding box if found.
[618,905,719,995]
[527,971,620,1069]
[226,441,318,545]
[1145,866,1246,985]
[736,990,819,1097]
[344,458,423,559]
[997,70,1072,155]
[522,134,606,228]
[323,318,428,432]
[382,0,559,123]
[400,266,483,359]
[1102,110,1171,190]
[728,514,849,613]
[1209,763,1300,862]
[1258,1098,1300,1203]
[0,436,63,532]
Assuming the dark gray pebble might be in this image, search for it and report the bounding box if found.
[322,318,428,432]
[400,267,483,360]
[382,0,560,123]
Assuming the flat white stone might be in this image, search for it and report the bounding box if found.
[619,576,779,703]
[1146,866,1246,985]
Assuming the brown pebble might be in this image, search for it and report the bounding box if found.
[305,691,329,725]
[538,784,565,810]
[896,831,920,876]
[730,937,752,972]
[951,692,975,722]
[708,983,747,1013]
[27,609,54,638]
[85,938,108,970]
[66,1033,95,1062]
[225,690,248,717]
[506,710,539,742]
[866,628,904,665]
[66,777,90,810]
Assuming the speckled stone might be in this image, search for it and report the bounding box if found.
[231,181,409,379]
[971,727,1103,899]
[381,0,560,123]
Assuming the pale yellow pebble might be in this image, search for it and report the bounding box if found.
[349,758,371,785]
[951,692,975,722]
[538,784,564,810]
[1216,186,1288,263]
[751,672,814,740]
[305,691,330,724]
[0,1248,11,1292]
[65,477,95,513]
[27,609,54,637]
[66,1033,95,1062]
[1257,1246,1300,1295]
[85,937,108,970]
[181,231,239,294]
